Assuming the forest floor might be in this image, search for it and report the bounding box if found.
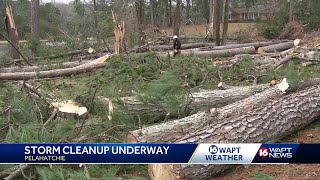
[0,29,320,179]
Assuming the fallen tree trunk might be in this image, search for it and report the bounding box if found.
[158,46,256,58]
[257,40,299,53]
[127,80,287,143]
[181,46,256,57]
[0,60,90,73]
[33,50,84,60]
[99,84,269,116]
[198,40,287,51]
[0,55,110,81]
[131,43,216,53]
[147,85,320,180]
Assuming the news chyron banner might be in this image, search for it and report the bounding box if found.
[0,143,319,164]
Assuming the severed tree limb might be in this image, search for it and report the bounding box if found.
[3,164,30,180]
[0,60,90,73]
[147,85,320,180]
[0,55,110,81]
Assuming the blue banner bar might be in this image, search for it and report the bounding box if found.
[0,143,319,164]
[0,144,197,164]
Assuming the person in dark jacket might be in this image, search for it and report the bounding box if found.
[173,35,181,57]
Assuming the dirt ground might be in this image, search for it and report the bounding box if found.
[214,120,320,180]
[163,23,254,37]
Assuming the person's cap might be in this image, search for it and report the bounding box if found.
[173,35,178,39]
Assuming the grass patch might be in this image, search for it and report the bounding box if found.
[251,172,274,180]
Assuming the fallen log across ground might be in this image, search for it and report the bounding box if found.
[146,85,320,180]
[128,78,320,143]
[33,50,84,60]
[0,60,90,73]
[130,43,216,53]
[198,40,287,51]
[0,55,110,81]
[158,46,256,58]
[257,40,300,53]
[98,84,269,116]
[127,79,288,143]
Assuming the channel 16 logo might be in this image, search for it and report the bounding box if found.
[258,147,293,158]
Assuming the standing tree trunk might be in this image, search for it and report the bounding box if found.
[288,0,294,22]
[186,0,191,22]
[173,0,181,36]
[4,5,20,59]
[214,0,222,45]
[169,0,172,27]
[31,0,40,58]
[222,0,230,45]
[135,0,145,45]
[150,0,155,27]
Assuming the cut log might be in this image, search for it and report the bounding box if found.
[127,79,288,143]
[158,46,256,58]
[99,84,269,116]
[131,43,216,53]
[148,85,320,180]
[257,40,300,54]
[0,60,90,73]
[182,46,256,57]
[0,55,110,81]
[33,50,84,60]
[198,40,287,51]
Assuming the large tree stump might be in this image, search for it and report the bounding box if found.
[147,85,320,180]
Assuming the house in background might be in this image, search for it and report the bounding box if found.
[229,5,274,22]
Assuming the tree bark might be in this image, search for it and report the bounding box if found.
[127,83,285,143]
[31,0,40,57]
[131,43,216,53]
[147,85,320,180]
[0,60,90,73]
[150,0,155,27]
[186,0,191,22]
[198,40,287,51]
[135,0,145,45]
[173,0,181,36]
[32,50,84,60]
[178,46,256,57]
[222,0,230,45]
[257,41,295,53]
[5,5,20,59]
[100,84,269,116]
[0,55,110,81]
[288,0,293,22]
[214,0,221,45]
